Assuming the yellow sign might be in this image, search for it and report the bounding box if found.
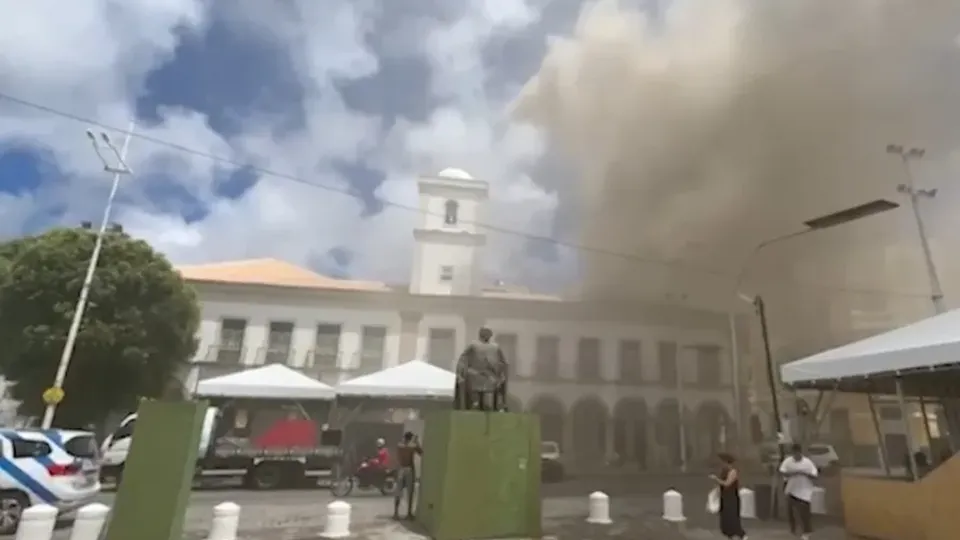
[42,387,64,406]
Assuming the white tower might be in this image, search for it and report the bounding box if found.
[410,168,488,295]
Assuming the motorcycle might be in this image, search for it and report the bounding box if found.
[330,458,397,497]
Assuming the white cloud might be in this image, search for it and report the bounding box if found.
[0,0,562,288]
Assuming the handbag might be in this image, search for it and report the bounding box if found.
[707,487,721,514]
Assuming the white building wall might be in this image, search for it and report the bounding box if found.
[480,318,732,414]
[194,299,402,369]
[189,285,735,471]
[412,240,482,296]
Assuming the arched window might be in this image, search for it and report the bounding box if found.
[444,199,459,225]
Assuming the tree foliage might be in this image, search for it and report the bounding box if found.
[0,227,200,427]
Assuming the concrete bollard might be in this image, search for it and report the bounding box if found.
[662,489,686,522]
[69,503,111,540]
[810,487,827,515]
[322,501,351,539]
[586,491,612,525]
[206,502,240,540]
[738,488,756,519]
[14,504,58,540]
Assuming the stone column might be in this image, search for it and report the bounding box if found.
[605,415,616,463]
[563,418,576,473]
[397,311,422,363]
[646,420,659,470]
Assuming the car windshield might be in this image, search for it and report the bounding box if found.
[541,442,558,454]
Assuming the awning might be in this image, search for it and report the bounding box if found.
[196,364,336,400]
[336,360,455,399]
[780,307,960,386]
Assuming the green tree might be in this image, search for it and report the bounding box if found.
[0,227,200,427]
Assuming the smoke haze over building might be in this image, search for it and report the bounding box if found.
[517,0,960,354]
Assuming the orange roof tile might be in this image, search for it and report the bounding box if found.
[177,258,388,292]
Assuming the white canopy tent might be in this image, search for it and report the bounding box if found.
[195,364,337,400]
[336,360,456,399]
[781,307,960,386]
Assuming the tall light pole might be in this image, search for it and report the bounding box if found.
[885,144,946,314]
[40,122,135,429]
[727,199,900,447]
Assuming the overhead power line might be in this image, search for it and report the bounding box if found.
[0,91,935,300]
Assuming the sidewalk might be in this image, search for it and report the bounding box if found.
[221,498,847,540]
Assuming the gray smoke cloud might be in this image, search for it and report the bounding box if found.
[517,0,960,353]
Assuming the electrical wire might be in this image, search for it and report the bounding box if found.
[0,90,936,300]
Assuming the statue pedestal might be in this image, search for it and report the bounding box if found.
[106,400,207,540]
[417,410,542,540]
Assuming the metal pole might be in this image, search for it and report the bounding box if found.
[677,346,687,472]
[41,122,135,429]
[728,229,814,450]
[895,378,919,480]
[867,393,891,476]
[918,396,934,457]
[727,313,743,449]
[755,295,784,446]
[894,151,946,314]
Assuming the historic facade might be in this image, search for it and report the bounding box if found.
[179,168,737,472]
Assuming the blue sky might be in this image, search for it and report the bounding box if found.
[5,0,960,307]
[0,0,586,289]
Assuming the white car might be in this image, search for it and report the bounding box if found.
[0,429,101,534]
[805,443,841,472]
[540,441,565,482]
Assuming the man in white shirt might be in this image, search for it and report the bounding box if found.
[779,443,818,539]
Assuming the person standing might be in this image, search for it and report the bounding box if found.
[779,443,818,540]
[711,452,747,540]
[393,431,422,520]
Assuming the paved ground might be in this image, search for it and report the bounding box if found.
[33,474,847,539]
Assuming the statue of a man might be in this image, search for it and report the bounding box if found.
[454,327,509,411]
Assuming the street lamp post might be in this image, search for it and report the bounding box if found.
[40,123,135,429]
[886,144,950,476]
[885,144,946,315]
[727,199,900,447]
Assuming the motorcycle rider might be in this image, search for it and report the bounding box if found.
[393,431,422,520]
[373,438,391,469]
[359,438,390,487]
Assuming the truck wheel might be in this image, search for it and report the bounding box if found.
[0,491,29,535]
[250,463,283,490]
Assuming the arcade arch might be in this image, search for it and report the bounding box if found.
[528,394,565,447]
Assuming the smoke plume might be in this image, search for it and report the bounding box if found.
[518,0,960,352]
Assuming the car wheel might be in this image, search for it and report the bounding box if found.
[251,463,284,490]
[0,491,28,535]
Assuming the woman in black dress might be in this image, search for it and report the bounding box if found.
[711,452,747,540]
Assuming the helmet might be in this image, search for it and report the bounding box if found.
[376,438,386,447]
